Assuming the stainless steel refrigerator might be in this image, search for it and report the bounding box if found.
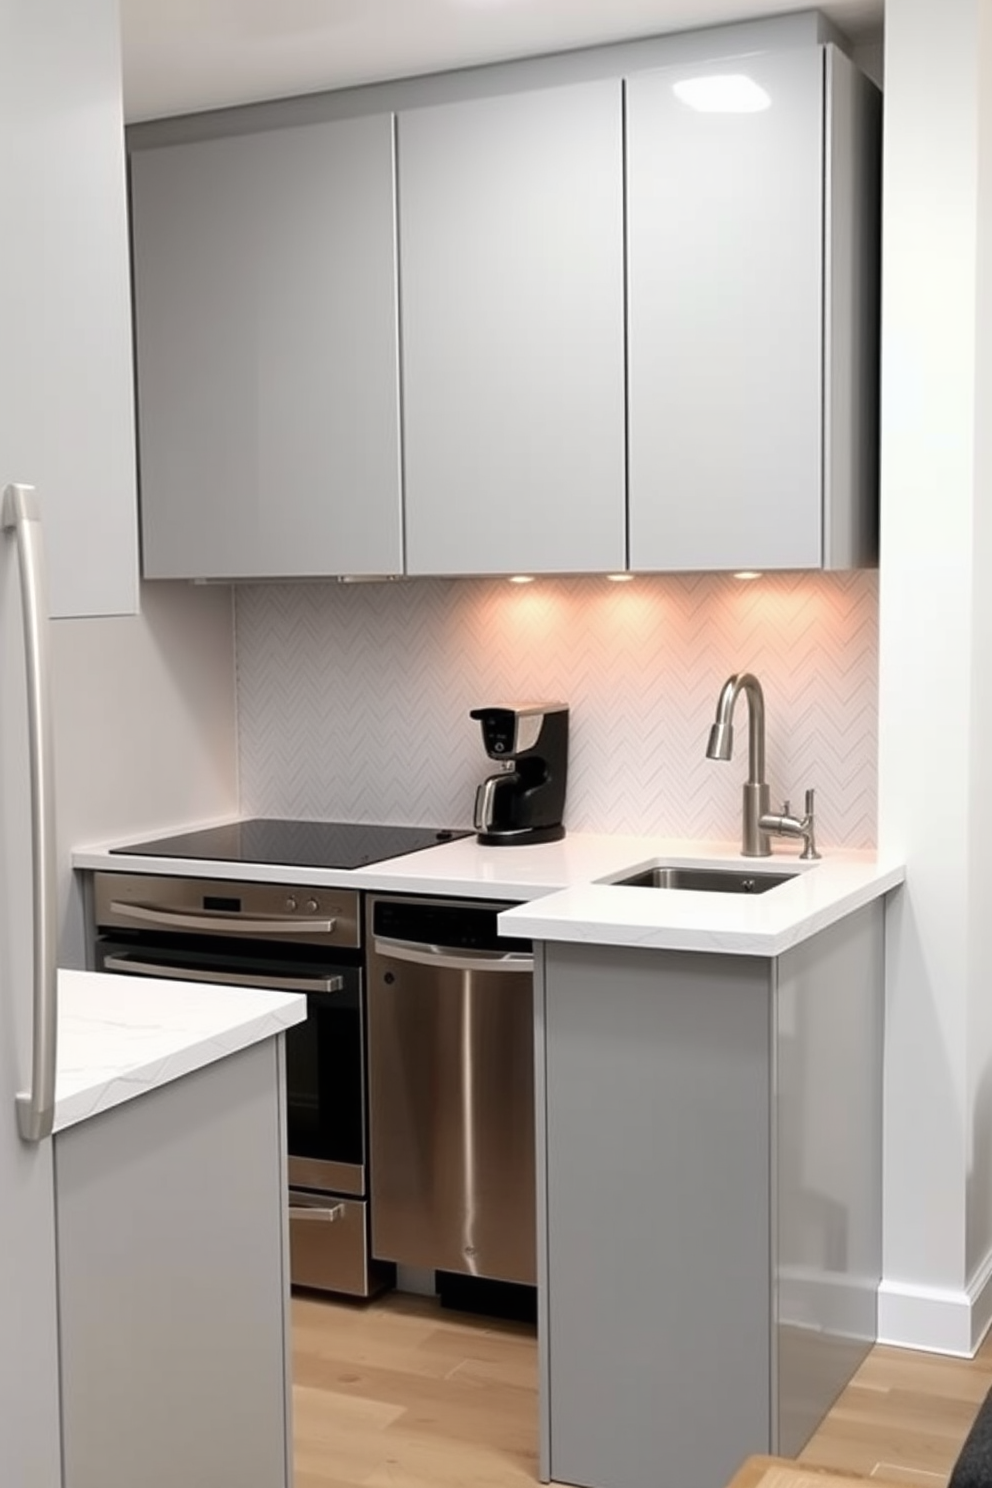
[1,0,133,1478]
[0,492,62,1481]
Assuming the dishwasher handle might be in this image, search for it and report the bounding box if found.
[372,935,533,975]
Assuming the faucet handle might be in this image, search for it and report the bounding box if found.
[804,788,815,819]
[781,799,791,817]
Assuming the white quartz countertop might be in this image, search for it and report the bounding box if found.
[73,822,658,898]
[53,969,306,1134]
[74,822,905,958]
[498,850,904,957]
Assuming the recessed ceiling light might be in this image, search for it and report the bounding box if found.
[672,75,772,114]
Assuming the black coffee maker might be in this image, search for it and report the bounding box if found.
[470,703,569,846]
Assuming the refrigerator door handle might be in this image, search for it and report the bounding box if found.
[3,485,58,1143]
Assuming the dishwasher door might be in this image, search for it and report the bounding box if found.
[366,895,536,1286]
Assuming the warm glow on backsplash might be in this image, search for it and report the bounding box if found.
[234,571,878,849]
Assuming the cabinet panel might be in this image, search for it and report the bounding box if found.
[0,0,139,617]
[56,1041,291,1488]
[627,47,825,572]
[399,80,626,576]
[542,943,772,1488]
[131,114,402,579]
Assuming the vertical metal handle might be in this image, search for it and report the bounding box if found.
[3,485,57,1142]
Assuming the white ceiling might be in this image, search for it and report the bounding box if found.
[119,0,883,123]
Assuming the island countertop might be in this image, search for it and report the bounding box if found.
[53,969,306,1134]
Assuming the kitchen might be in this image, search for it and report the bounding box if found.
[1,0,989,1484]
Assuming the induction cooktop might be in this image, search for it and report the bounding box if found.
[111,819,471,871]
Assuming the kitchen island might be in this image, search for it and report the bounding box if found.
[52,970,305,1488]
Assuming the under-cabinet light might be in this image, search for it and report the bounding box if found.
[508,575,535,584]
[733,571,763,581]
[672,75,772,113]
[606,573,635,583]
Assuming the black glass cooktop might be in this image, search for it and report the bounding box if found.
[112,819,471,871]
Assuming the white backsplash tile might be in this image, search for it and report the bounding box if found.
[235,570,878,849]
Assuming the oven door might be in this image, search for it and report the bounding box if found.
[95,932,390,1297]
[95,934,366,1195]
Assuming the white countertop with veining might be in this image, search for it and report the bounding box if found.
[53,969,306,1134]
[74,821,905,958]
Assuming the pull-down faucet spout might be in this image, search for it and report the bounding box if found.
[705,673,771,857]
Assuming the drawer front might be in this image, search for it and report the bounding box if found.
[288,1192,373,1296]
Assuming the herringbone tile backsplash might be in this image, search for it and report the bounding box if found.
[235,571,878,849]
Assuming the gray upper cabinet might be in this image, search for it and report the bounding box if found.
[131,114,402,580]
[398,80,626,576]
[626,45,880,573]
[0,0,139,617]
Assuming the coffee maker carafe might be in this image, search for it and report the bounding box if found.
[470,703,569,846]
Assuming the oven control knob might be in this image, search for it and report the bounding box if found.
[285,896,298,912]
[305,898,319,913]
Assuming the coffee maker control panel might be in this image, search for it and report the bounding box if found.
[478,710,518,757]
[472,702,567,759]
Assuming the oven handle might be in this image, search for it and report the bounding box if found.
[288,1199,345,1224]
[372,935,533,974]
[107,900,338,936]
[102,953,343,996]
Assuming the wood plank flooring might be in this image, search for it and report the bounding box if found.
[293,1292,539,1488]
[292,1291,992,1488]
[799,1334,992,1484]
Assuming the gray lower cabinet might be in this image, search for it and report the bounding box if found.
[130,112,402,580]
[55,1041,292,1488]
[398,79,626,577]
[536,905,883,1488]
[626,45,880,573]
[0,0,138,618]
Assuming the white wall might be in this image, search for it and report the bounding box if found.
[53,581,238,966]
[877,0,992,1354]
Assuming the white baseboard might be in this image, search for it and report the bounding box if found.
[878,1250,992,1356]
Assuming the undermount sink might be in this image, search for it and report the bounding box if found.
[611,866,796,894]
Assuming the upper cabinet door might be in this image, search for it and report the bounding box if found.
[399,80,626,577]
[131,115,402,580]
[0,0,139,617]
[627,47,835,573]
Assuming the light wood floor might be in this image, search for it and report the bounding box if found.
[292,1291,992,1488]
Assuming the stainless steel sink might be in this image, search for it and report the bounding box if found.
[611,866,795,894]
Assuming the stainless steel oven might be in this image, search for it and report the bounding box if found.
[92,871,393,1298]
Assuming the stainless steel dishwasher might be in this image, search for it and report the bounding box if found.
[366,894,535,1286]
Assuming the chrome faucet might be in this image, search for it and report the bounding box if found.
[705,673,771,857]
[705,674,823,860]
